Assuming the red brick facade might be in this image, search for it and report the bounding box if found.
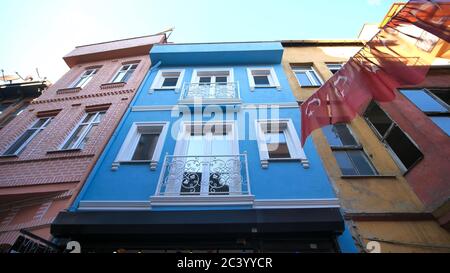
[0,35,165,248]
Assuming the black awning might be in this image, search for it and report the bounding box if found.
[51,208,344,238]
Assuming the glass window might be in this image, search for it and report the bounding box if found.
[401,89,449,136]
[323,124,377,176]
[0,102,12,115]
[364,101,423,172]
[61,111,105,150]
[72,69,97,88]
[292,66,322,87]
[132,133,160,160]
[0,103,28,129]
[151,70,183,90]
[253,75,270,86]
[111,63,138,83]
[3,117,52,155]
[327,63,344,74]
[162,77,179,87]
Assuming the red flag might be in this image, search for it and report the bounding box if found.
[300,0,449,146]
[301,88,330,145]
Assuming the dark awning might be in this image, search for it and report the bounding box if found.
[51,208,344,238]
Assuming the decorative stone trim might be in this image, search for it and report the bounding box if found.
[100,82,126,90]
[31,89,135,104]
[56,87,82,95]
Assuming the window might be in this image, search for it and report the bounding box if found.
[61,111,105,150]
[150,69,185,91]
[71,69,97,88]
[292,65,322,87]
[115,122,168,168]
[247,68,281,90]
[3,117,52,156]
[400,88,450,135]
[0,103,28,129]
[255,119,307,168]
[323,124,377,176]
[111,63,138,83]
[327,63,344,75]
[364,101,423,172]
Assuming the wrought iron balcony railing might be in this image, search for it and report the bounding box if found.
[179,82,241,103]
[155,154,250,197]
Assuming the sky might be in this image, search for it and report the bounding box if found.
[0,0,403,83]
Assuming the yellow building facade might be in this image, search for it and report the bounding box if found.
[281,40,450,253]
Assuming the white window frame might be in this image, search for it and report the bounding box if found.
[150,69,185,92]
[190,68,234,84]
[3,117,52,156]
[247,67,281,91]
[71,69,97,88]
[255,119,308,169]
[326,63,344,74]
[113,122,169,171]
[292,65,323,87]
[60,111,105,151]
[110,63,139,83]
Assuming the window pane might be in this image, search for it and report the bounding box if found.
[215,76,228,84]
[4,129,37,155]
[93,112,105,123]
[308,71,321,85]
[364,102,393,137]
[62,124,87,150]
[323,124,358,147]
[0,103,12,114]
[327,64,342,74]
[121,70,134,83]
[333,151,358,175]
[401,89,448,113]
[347,150,376,175]
[82,113,96,123]
[430,90,450,106]
[430,116,450,135]
[131,133,159,160]
[162,77,178,87]
[385,125,423,170]
[0,104,27,128]
[254,75,270,85]
[268,143,291,158]
[112,71,126,83]
[31,118,48,129]
[199,77,211,84]
[295,71,313,86]
[78,124,98,150]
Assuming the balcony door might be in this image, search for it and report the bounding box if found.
[188,69,235,99]
[170,122,241,196]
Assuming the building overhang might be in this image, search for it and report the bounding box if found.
[51,208,344,239]
[63,34,166,68]
[0,81,48,99]
[150,42,284,66]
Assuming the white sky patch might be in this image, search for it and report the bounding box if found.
[367,0,382,6]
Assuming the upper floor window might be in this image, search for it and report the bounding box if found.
[247,68,281,90]
[400,88,450,135]
[3,117,53,156]
[111,63,138,83]
[364,101,423,172]
[326,63,344,75]
[61,111,105,150]
[292,65,322,87]
[150,69,185,91]
[255,119,307,168]
[0,102,28,130]
[323,124,377,176]
[71,69,97,88]
[115,122,168,165]
[0,101,12,115]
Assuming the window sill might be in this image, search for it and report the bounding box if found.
[251,85,281,91]
[47,149,82,154]
[0,154,18,159]
[112,160,158,171]
[261,158,309,169]
[341,175,397,179]
[100,82,126,90]
[178,98,242,105]
[300,85,322,88]
[56,87,82,95]
[149,87,178,93]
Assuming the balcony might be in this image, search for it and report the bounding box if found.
[179,82,241,104]
[152,154,253,204]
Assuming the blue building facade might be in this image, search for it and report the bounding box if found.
[52,42,355,252]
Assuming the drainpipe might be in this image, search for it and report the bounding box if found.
[66,60,162,212]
